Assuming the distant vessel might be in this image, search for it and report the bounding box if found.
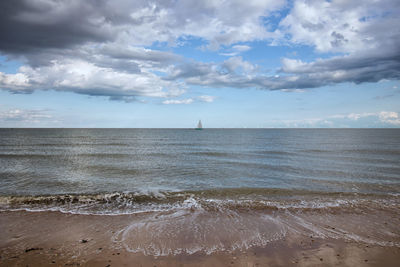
[195,120,203,130]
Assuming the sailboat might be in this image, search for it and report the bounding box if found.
[195,120,203,130]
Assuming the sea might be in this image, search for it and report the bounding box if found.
[1,128,399,255]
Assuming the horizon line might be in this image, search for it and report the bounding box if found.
[0,127,399,130]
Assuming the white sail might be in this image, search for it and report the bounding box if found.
[197,120,202,129]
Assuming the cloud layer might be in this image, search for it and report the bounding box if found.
[0,108,58,126]
[0,0,399,101]
[267,111,400,128]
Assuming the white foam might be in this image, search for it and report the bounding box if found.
[114,207,288,256]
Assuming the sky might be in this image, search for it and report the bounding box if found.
[0,0,399,128]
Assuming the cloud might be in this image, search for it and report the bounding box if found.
[0,108,58,126]
[0,0,284,55]
[165,57,260,88]
[275,111,400,128]
[0,1,115,54]
[346,111,400,126]
[0,0,285,100]
[164,1,400,93]
[162,98,193,105]
[278,0,400,53]
[198,95,216,103]
[0,0,399,100]
[164,51,398,91]
[280,89,306,93]
[162,95,215,104]
[0,72,30,92]
[271,0,400,89]
[377,111,400,125]
[220,45,252,56]
[0,108,50,120]
[223,56,256,74]
[100,44,180,64]
[279,50,400,86]
[0,58,185,100]
[162,95,215,105]
[232,45,251,53]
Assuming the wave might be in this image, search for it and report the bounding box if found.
[1,188,399,255]
[1,188,398,215]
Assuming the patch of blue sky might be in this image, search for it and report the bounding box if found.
[149,33,340,79]
[174,40,227,63]
[149,70,167,77]
[242,41,300,72]
[0,55,23,74]
[261,2,291,32]
[149,37,224,63]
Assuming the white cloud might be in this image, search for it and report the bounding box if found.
[96,0,285,48]
[267,111,400,128]
[232,45,251,52]
[219,52,238,57]
[378,111,400,125]
[223,56,256,74]
[280,58,308,73]
[198,95,216,103]
[220,45,252,56]
[278,0,399,53]
[0,58,185,101]
[347,113,370,120]
[0,109,50,120]
[0,108,58,126]
[162,95,216,104]
[273,0,400,90]
[0,72,30,92]
[330,112,375,120]
[162,98,193,105]
[331,111,400,125]
[280,89,306,93]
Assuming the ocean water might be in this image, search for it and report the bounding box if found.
[1,128,400,255]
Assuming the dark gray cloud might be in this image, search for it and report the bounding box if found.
[164,46,400,91]
[0,0,116,54]
[100,45,179,63]
[279,47,400,86]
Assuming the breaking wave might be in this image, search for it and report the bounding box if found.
[1,188,399,255]
[1,188,398,215]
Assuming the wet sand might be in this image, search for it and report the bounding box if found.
[1,211,399,267]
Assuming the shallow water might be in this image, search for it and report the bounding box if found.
[1,128,399,255]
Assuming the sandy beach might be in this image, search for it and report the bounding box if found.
[1,210,399,267]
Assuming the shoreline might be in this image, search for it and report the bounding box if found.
[1,211,399,266]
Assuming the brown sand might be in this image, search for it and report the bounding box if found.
[1,211,399,267]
